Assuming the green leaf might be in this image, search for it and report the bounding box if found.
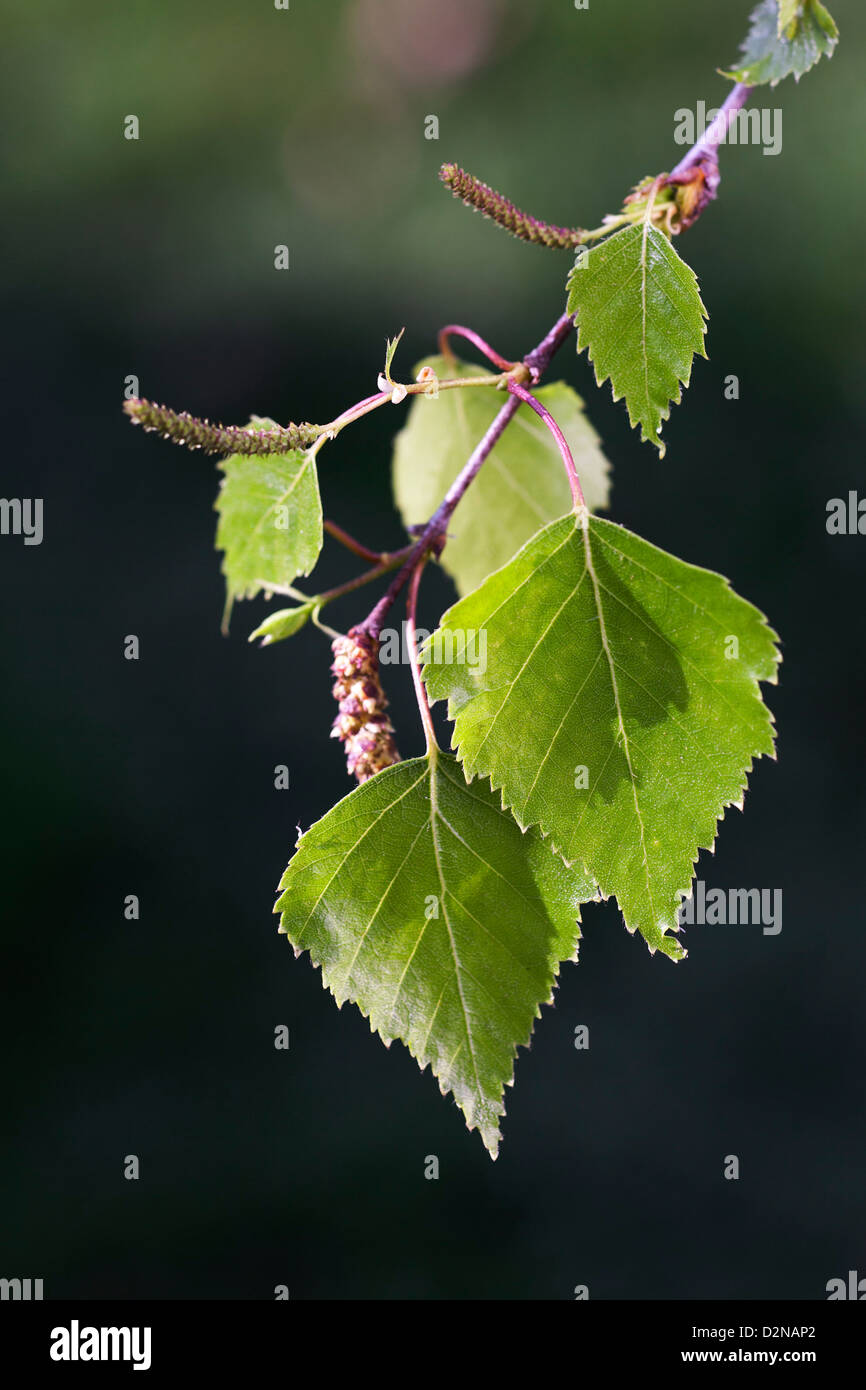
[392,356,610,595]
[722,0,838,86]
[422,513,780,961]
[566,223,707,456]
[248,602,314,647]
[275,750,593,1157]
[215,418,322,627]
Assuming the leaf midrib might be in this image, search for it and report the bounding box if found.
[428,754,484,1105]
[582,520,656,922]
[250,455,314,545]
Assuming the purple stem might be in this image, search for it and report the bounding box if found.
[324,519,388,563]
[507,380,585,509]
[360,394,520,639]
[438,324,515,372]
[358,311,577,638]
[405,559,437,753]
[356,82,755,639]
[669,83,753,178]
[524,312,575,382]
[328,391,390,429]
[315,544,414,608]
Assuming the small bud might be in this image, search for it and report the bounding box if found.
[416,364,440,399]
[666,155,720,232]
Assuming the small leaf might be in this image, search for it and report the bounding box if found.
[215,420,322,627]
[722,0,838,86]
[383,327,405,382]
[248,602,314,647]
[422,514,780,960]
[566,223,707,455]
[275,750,593,1157]
[393,355,610,595]
[378,328,407,400]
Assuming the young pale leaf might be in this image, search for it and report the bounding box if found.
[383,327,405,382]
[722,0,838,86]
[566,224,707,456]
[275,751,593,1157]
[214,420,322,625]
[777,0,801,37]
[248,602,314,647]
[393,356,610,595]
[422,514,780,961]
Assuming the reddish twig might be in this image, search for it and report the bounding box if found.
[405,559,437,754]
[357,313,576,640]
[437,324,516,372]
[506,380,585,510]
[324,520,389,564]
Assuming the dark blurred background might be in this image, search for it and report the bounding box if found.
[1,0,864,1299]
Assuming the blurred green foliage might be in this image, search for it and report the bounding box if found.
[2,0,862,360]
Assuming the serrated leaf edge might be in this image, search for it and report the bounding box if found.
[424,513,781,962]
[274,755,584,1157]
[567,224,708,454]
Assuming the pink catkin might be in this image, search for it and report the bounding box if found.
[330,628,400,783]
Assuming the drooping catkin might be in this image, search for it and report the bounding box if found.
[330,628,400,783]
